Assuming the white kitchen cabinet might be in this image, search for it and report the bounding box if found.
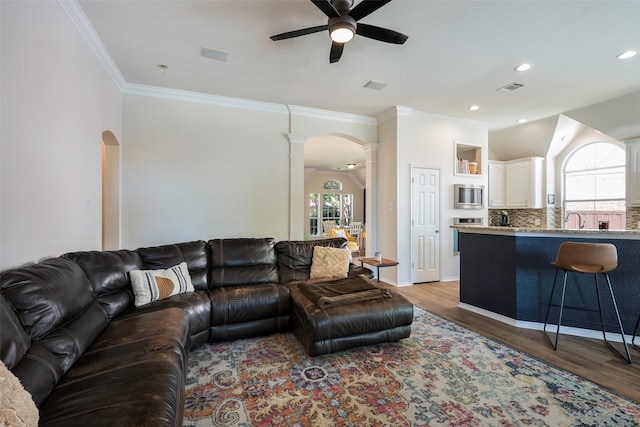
[505,157,544,208]
[489,157,543,209]
[488,161,506,208]
[627,140,640,206]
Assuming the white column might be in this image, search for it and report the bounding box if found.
[288,133,308,240]
[362,143,378,257]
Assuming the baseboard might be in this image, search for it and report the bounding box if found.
[457,303,634,344]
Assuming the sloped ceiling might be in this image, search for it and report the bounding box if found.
[488,90,640,160]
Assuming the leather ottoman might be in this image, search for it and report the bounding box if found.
[287,277,414,356]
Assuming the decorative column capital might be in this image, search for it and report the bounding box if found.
[288,133,308,145]
[360,143,379,153]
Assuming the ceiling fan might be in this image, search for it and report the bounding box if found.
[270,0,408,63]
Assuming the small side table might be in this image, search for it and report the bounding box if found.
[360,257,399,283]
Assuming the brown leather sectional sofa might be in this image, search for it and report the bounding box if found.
[0,237,412,426]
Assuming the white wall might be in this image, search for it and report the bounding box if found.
[0,1,122,269]
[120,94,291,248]
[376,113,399,283]
[379,109,488,285]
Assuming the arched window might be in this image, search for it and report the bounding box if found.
[563,142,625,229]
[323,179,342,190]
[309,180,354,236]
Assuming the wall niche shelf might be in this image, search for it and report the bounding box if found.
[455,142,482,177]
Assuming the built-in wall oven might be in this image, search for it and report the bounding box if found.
[454,184,484,209]
[453,217,484,253]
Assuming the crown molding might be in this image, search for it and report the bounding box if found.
[377,105,414,124]
[59,0,126,91]
[123,83,288,115]
[288,105,377,126]
[59,0,383,120]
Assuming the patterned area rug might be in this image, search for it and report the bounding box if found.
[184,307,640,426]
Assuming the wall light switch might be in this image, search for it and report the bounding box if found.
[85,196,92,209]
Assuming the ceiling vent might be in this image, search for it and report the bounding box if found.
[364,80,387,90]
[201,46,230,62]
[497,82,524,93]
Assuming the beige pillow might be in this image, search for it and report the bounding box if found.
[0,361,39,427]
[332,228,347,239]
[310,245,350,279]
[130,262,194,307]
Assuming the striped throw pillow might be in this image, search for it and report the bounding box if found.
[130,262,194,307]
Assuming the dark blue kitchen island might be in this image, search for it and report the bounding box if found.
[456,226,640,337]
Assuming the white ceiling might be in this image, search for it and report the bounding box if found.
[78,0,640,168]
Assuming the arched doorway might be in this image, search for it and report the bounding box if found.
[289,132,378,257]
[304,135,366,238]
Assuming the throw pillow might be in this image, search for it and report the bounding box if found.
[130,262,194,307]
[0,361,39,427]
[310,245,350,280]
[332,228,347,239]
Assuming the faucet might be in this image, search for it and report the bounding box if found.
[564,211,585,229]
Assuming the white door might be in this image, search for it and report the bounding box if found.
[411,167,440,283]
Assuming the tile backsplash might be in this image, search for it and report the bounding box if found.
[489,207,639,230]
[627,206,640,230]
[488,208,547,228]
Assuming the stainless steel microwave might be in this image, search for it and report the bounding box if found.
[454,184,484,209]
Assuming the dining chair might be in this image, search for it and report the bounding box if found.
[322,220,336,236]
[329,228,359,254]
[349,222,363,255]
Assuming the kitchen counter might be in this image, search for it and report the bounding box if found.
[452,225,640,238]
[454,226,640,337]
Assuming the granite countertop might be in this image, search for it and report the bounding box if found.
[451,225,640,237]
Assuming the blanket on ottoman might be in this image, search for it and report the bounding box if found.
[298,275,391,308]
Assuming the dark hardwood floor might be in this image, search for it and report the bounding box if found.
[383,280,640,403]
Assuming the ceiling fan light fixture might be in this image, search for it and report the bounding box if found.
[329,16,356,43]
[331,27,354,43]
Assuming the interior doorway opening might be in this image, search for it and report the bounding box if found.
[102,131,120,250]
[304,135,366,239]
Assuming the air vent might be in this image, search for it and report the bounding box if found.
[497,82,524,92]
[201,46,230,62]
[364,80,387,90]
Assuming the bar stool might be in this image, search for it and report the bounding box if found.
[543,242,631,364]
[633,313,640,352]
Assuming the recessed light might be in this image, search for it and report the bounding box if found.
[347,163,356,169]
[616,50,637,60]
[157,64,168,73]
[517,118,528,124]
[514,63,532,72]
[469,105,480,111]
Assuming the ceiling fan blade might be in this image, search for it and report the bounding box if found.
[311,0,340,18]
[356,23,408,44]
[349,0,393,21]
[270,25,328,41]
[329,41,344,63]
